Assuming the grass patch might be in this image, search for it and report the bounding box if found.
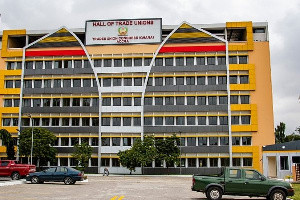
[292,183,300,199]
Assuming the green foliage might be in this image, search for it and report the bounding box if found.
[156,134,180,172]
[0,129,15,160]
[275,122,286,144]
[72,142,93,171]
[117,149,138,174]
[19,128,57,166]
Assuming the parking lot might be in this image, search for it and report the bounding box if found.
[0,176,280,200]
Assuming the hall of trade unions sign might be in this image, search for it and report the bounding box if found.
[85,18,162,45]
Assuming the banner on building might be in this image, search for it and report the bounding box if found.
[85,18,162,45]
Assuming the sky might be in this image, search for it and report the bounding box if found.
[0,0,299,134]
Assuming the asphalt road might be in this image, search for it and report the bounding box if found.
[0,176,285,200]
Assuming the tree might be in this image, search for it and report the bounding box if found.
[0,129,15,160]
[72,142,93,172]
[19,128,57,167]
[156,134,180,174]
[118,148,138,174]
[275,122,286,143]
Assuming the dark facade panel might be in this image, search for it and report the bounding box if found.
[181,146,229,153]
[29,127,99,133]
[150,65,226,73]
[54,147,97,153]
[23,87,98,94]
[145,85,227,92]
[22,106,99,113]
[24,68,94,76]
[144,125,229,133]
[144,105,227,112]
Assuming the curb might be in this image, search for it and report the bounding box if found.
[0,179,26,187]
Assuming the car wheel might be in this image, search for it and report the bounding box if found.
[270,189,286,200]
[31,176,40,184]
[11,172,20,180]
[71,181,76,185]
[64,177,73,185]
[206,186,222,200]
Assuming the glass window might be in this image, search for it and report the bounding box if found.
[243,158,253,167]
[232,137,240,145]
[165,77,174,85]
[14,99,20,107]
[241,95,250,104]
[74,60,82,68]
[165,97,174,105]
[231,116,239,125]
[196,57,205,65]
[101,158,110,166]
[155,117,163,125]
[230,76,238,84]
[25,61,33,69]
[92,117,99,126]
[155,58,163,66]
[82,98,91,106]
[45,61,52,69]
[34,80,42,88]
[219,96,228,105]
[134,78,142,86]
[123,117,131,126]
[186,57,194,66]
[73,79,81,87]
[147,77,152,86]
[176,57,184,66]
[72,118,80,126]
[63,98,70,106]
[16,62,22,69]
[4,99,12,107]
[241,116,251,124]
[188,158,196,167]
[62,118,70,126]
[187,137,196,146]
[83,79,91,87]
[43,99,50,107]
[63,60,72,68]
[176,116,185,125]
[35,61,43,69]
[210,158,218,167]
[94,59,102,67]
[218,76,227,85]
[113,97,121,106]
[209,137,218,146]
[22,118,30,126]
[176,77,184,85]
[42,118,50,126]
[230,95,239,104]
[187,96,195,105]
[3,118,11,126]
[7,62,15,70]
[197,76,205,85]
[113,117,121,126]
[155,97,163,105]
[165,58,173,66]
[84,60,91,68]
[5,80,13,88]
[44,80,51,88]
[197,96,206,105]
[144,58,152,66]
[218,57,226,65]
[134,97,141,106]
[221,158,230,167]
[24,80,32,88]
[102,138,110,146]
[54,61,62,69]
[144,117,153,126]
[124,78,132,86]
[124,58,132,67]
[112,158,120,167]
[72,98,80,106]
[144,97,152,105]
[242,137,251,145]
[102,117,110,126]
[208,76,216,85]
[186,77,195,85]
[208,96,217,105]
[61,138,69,146]
[91,138,98,146]
[229,56,237,64]
[233,158,241,167]
[240,75,249,84]
[53,79,61,88]
[155,77,163,86]
[187,116,195,125]
[239,56,248,64]
[123,97,132,106]
[114,59,122,67]
[165,117,174,125]
[220,116,228,125]
[52,118,60,126]
[198,137,207,146]
[134,58,142,66]
[199,158,207,167]
[103,78,111,87]
[198,116,206,125]
[92,98,99,107]
[14,80,20,88]
[133,117,141,126]
[207,57,215,65]
[52,98,60,107]
[113,78,122,86]
[220,137,229,145]
[103,59,112,67]
[176,97,184,105]
[123,137,132,146]
[180,138,185,146]
[23,99,31,107]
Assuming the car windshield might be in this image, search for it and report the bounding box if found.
[45,167,56,173]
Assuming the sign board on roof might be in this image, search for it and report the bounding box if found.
[85,18,162,45]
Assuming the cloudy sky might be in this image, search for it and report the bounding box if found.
[0,0,299,134]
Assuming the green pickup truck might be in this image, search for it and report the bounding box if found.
[191,167,294,200]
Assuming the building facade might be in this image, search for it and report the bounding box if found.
[0,19,274,174]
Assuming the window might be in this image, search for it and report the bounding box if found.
[81,137,90,143]
[92,98,99,106]
[221,158,230,167]
[210,158,218,167]
[199,158,207,167]
[53,79,61,88]
[155,117,163,125]
[62,118,70,126]
[188,158,196,167]
[232,137,240,145]
[231,116,239,125]
[7,62,15,70]
[176,97,184,105]
[113,97,121,106]
[61,138,69,146]
[123,97,131,106]
[84,60,91,68]
[209,116,217,125]
[82,98,90,106]
[165,77,174,85]
[92,118,99,126]
[103,78,111,87]
[196,57,205,65]
[155,97,163,105]
[5,80,13,88]
[165,58,173,66]
[209,137,218,146]
[123,137,132,146]
[22,118,30,126]
[176,116,185,125]
[233,158,241,167]
[3,118,11,126]
[218,57,226,65]
[229,56,237,64]
[147,77,152,86]
[208,76,216,85]
[73,79,81,87]
[239,56,248,64]
[219,96,228,105]
[42,118,50,126]
[24,80,32,88]
[198,137,207,146]
[102,138,110,146]
[134,78,142,86]
[71,137,79,146]
[241,95,250,104]
[113,117,121,126]
[52,118,60,126]
[144,97,152,105]
[242,137,251,145]
[4,99,12,107]
[103,59,112,67]
[23,99,31,107]
[243,158,253,167]
[63,98,70,106]
[44,80,51,88]
[186,77,195,85]
[220,137,229,145]
[33,118,40,126]
[54,61,62,68]
[134,97,141,106]
[74,60,82,68]
[219,116,228,125]
[91,138,98,146]
[123,117,131,126]
[186,57,194,66]
[14,99,20,107]
[176,57,184,66]
[133,117,141,126]
[187,137,196,146]
[241,116,250,124]
[144,58,152,66]
[72,118,80,126]
[197,96,206,105]
[45,61,52,69]
[165,97,174,105]
[124,58,132,67]
[218,76,227,85]
[134,58,142,66]
[101,158,110,166]
[83,79,91,87]
[230,95,239,104]
[176,77,184,85]
[180,138,185,146]
[114,59,122,67]
[112,158,120,167]
[207,57,215,65]
[208,96,217,105]
[230,76,238,84]
[43,99,50,107]
[112,138,120,146]
[197,77,205,85]
[52,98,60,107]
[34,80,42,88]
[165,117,174,125]
[93,59,102,67]
[16,62,22,69]
[187,116,195,125]
[113,78,122,86]
[198,116,206,125]
[155,159,164,167]
[155,58,163,66]
[63,60,72,68]
[72,98,80,106]
[25,61,33,69]
[155,77,163,86]
[144,117,153,126]
[240,75,249,84]
[124,78,132,86]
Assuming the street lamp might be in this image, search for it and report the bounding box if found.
[27,114,33,165]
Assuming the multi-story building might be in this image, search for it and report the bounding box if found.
[0,19,274,174]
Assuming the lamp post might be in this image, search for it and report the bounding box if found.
[179,131,182,175]
[27,114,33,165]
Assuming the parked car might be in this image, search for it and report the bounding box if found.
[26,166,84,185]
[0,160,36,180]
[191,167,294,200]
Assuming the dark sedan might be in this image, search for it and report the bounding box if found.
[26,166,84,185]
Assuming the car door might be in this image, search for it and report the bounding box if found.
[242,169,270,195]
[224,169,245,194]
[0,161,11,176]
[52,167,68,181]
[40,167,56,181]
